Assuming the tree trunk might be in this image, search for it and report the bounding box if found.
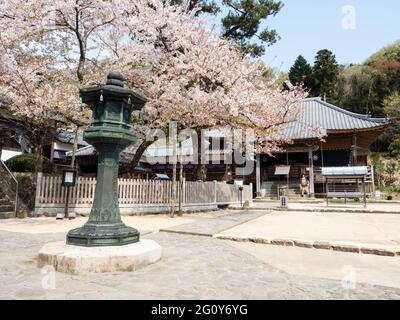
[71,125,79,168]
[129,140,155,171]
[34,143,44,181]
[178,143,184,216]
[170,125,178,217]
[171,162,177,218]
[194,129,207,181]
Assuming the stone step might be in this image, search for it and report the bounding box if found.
[0,211,15,219]
[255,198,324,203]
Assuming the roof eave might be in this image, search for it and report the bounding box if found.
[326,124,388,135]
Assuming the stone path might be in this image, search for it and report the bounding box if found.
[159,211,266,237]
[216,211,400,257]
[1,230,400,300]
[226,241,400,290]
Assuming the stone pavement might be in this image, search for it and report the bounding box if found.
[227,241,400,290]
[215,211,400,257]
[2,210,400,299]
[1,230,400,300]
[159,211,266,236]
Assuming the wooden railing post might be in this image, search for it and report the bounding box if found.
[214,180,217,204]
[183,178,186,204]
[35,172,43,207]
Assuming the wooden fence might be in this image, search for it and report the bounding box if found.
[34,173,253,214]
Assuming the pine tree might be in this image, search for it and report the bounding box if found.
[288,55,313,89]
[172,0,284,57]
[311,49,340,99]
[222,0,284,57]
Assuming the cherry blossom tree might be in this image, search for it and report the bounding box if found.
[111,0,306,180]
[0,0,306,181]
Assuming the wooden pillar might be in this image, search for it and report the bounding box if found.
[308,147,315,197]
[362,176,367,208]
[256,154,261,197]
[286,152,289,193]
[352,134,358,166]
[326,177,329,207]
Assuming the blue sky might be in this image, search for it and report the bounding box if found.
[210,0,400,71]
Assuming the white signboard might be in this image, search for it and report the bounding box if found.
[234,180,244,187]
[65,172,74,184]
[275,166,291,175]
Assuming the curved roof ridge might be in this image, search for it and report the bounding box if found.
[66,145,94,157]
[303,98,387,124]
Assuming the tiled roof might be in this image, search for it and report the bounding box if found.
[66,145,94,157]
[278,98,387,140]
[66,143,140,164]
[56,131,89,147]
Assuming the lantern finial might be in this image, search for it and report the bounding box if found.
[106,71,124,87]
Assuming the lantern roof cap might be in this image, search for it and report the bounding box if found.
[79,71,147,108]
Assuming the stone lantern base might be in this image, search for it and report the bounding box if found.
[66,224,140,247]
[37,240,162,274]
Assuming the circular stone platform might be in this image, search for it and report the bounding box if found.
[38,240,162,274]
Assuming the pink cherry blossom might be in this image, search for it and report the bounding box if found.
[0,0,306,156]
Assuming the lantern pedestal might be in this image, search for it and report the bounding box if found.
[65,71,148,248]
[38,240,162,274]
[66,133,140,247]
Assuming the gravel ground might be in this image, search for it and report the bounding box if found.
[1,230,400,300]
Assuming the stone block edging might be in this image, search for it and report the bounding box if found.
[229,207,400,215]
[273,208,400,215]
[214,234,400,258]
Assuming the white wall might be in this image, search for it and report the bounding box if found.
[1,149,22,162]
[54,141,73,152]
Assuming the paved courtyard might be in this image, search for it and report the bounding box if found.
[217,211,400,249]
[1,210,400,300]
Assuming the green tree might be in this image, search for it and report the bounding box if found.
[384,93,400,156]
[370,152,385,187]
[365,41,400,152]
[363,41,400,115]
[221,0,284,57]
[311,49,340,99]
[365,41,400,66]
[385,159,399,185]
[333,65,377,115]
[172,0,284,57]
[288,55,313,89]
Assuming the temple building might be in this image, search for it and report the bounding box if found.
[253,98,387,198]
